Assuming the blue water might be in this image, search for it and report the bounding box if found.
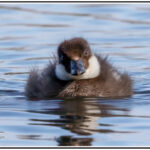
[0,3,150,146]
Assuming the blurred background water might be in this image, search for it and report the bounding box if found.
[0,3,150,146]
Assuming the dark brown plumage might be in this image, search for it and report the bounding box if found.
[25,37,133,99]
[58,55,133,98]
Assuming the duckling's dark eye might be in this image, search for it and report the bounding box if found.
[83,50,89,56]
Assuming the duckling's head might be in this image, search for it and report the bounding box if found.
[55,37,100,81]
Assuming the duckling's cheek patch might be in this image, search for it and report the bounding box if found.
[75,55,100,80]
[55,64,72,81]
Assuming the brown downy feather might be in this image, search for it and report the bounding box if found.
[25,54,132,99]
[25,60,69,99]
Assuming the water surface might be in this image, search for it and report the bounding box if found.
[0,3,150,146]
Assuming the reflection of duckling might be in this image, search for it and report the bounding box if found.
[25,37,133,99]
[56,136,92,146]
[61,100,102,135]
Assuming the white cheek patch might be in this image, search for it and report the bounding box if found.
[72,55,100,80]
[55,55,101,81]
[55,64,72,81]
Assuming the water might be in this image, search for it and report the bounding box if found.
[0,3,150,146]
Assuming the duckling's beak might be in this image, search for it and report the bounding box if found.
[70,59,85,75]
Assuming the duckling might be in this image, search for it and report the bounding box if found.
[25,37,133,99]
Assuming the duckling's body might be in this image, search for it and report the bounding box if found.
[25,38,133,99]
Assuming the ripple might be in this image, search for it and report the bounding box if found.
[0,5,90,17]
[1,23,70,28]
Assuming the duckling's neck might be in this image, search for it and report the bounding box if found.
[55,55,101,81]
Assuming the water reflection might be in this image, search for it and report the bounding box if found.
[56,136,92,146]
[26,98,133,146]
